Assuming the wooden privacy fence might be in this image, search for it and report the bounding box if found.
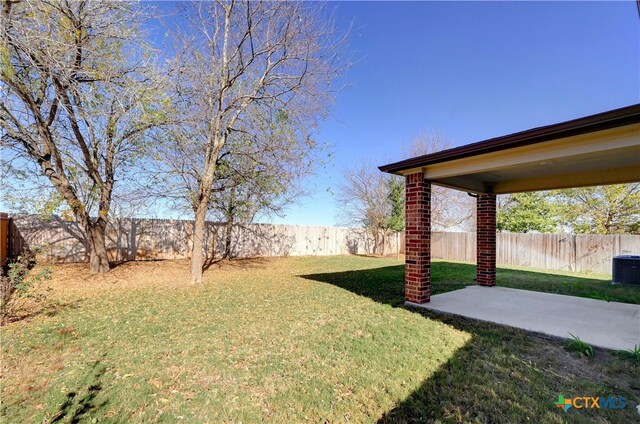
[7,215,398,263]
[429,231,640,275]
[5,215,640,275]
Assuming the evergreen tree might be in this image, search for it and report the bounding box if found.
[387,177,405,232]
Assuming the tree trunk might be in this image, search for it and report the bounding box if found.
[191,202,207,284]
[86,223,110,273]
[372,230,380,255]
[190,132,225,283]
[223,186,236,259]
[224,219,233,259]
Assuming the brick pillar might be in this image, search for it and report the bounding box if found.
[405,173,431,303]
[477,193,496,286]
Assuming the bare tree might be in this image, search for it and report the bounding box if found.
[338,133,474,254]
[1,0,166,272]
[337,159,398,255]
[161,1,347,283]
[405,132,474,231]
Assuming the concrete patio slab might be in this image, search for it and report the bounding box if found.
[407,286,640,351]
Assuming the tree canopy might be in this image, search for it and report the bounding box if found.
[497,192,560,233]
[497,184,640,235]
[1,0,167,272]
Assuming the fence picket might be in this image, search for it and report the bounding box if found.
[5,215,639,275]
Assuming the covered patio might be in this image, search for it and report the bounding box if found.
[414,286,639,350]
[379,104,640,347]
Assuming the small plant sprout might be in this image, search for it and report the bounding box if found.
[617,345,640,363]
[567,333,595,358]
[588,293,612,302]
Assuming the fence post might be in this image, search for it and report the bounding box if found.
[4,215,640,274]
[0,213,7,266]
[571,234,577,272]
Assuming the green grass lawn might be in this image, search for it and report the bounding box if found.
[1,256,638,423]
[304,258,640,307]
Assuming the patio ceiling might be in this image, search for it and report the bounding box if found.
[379,104,640,194]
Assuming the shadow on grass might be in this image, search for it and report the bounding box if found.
[50,360,108,423]
[301,261,640,306]
[374,307,640,423]
[109,258,166,270]
[109,256,271,273]
[203,256,271,271]
[300,262,640,423]
[1,298,84,325]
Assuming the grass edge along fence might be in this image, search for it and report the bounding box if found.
[6,215,640,275]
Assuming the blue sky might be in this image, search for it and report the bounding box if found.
[3,2,637,223]
[268,1,639,226]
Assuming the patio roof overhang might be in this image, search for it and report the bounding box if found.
[379,104,640,194]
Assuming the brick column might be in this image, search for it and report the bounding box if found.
[477,193,496,286]
[405,173,431,303]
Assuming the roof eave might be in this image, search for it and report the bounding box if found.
[379,103,640,175]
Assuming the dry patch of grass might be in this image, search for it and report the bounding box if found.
[1,256,638,423]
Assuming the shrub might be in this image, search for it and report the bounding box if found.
[1,246,52,323]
